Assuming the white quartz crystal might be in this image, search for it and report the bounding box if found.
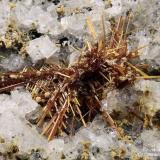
[0,0,11,35]
[47,4,58,17]
[105,0,122,16]
[91,0,105,9]
[64,0,93,8]
[0,90,45,150]
[61,14,86,31]
[21,0,33,7]
[140,129,160,156]
[26,35,59,62]
[137,31,153,60]
[0,90,65,160]
[0,54,25,71]
[15,4,64,35]
[102,87,138,114]
[68,49,81,66]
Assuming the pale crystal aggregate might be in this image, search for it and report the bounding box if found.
[0,0,159,159]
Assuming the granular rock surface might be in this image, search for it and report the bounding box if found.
[0,0,159,160]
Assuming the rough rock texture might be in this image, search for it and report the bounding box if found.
[135,80,160,116]
[0,0,159,160]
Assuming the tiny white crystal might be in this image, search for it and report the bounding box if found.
[61,14,86,31]
[91,0,105,10]
[22,0,32,7]
[105,0,122,16]
[0,0,11,35]
[137,31,151,60]
[64,0,92,8]
[69,51,80,66]
[26,35,59,62]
